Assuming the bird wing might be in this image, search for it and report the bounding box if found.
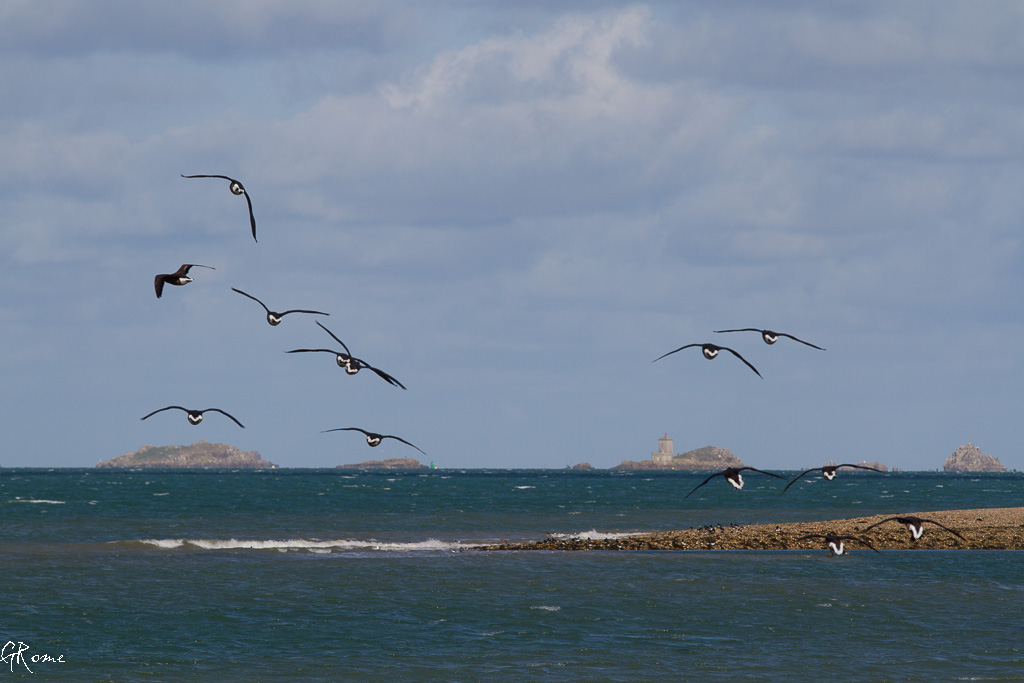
[286,348,339,355]
[204,409,245,428]
[316,321,352,355]
[279,309,330,317]
[845,535,880,552]
[232,287,270,313]
[741,466,785,479]
[776,332,825,350]
[351,358,407,390]
[721,347,762,378]
[918,518,967,541]
[384,435,426,455]
[242,189,256,242]
[713,328,761,334]
[861,516,901,532]
[323,427,370,437]
[181,173,236,182]
[683,471,723,499]
[154,275,166,298]
[140,405,187,420]
[835,463,883,473]
[652,343,699,363]
[782,467,820,493]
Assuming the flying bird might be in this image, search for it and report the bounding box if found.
[140,406,245,428]
[322,427,425,455]
[684,466,785,499]
[286,321,406,389]
[797,533,879,556]
[782,463,884,493]
[862,516,966,542]
[231,287,329,326]
[181,174,257,242]
[653,343,762,378]
[714,328,825,350]
[154,264,215,298]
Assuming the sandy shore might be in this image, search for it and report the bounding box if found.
[481,507,1024,551]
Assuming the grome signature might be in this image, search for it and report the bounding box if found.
[2,641,65,674]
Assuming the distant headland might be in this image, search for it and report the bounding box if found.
[97,441,276,469]
[337,458,427,469]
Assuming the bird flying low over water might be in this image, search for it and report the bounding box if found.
[287,321,406,389]
[714,328,825,350]
[140,406,245,428]
[322,427,426,455]
[782,463,884,493]
[684,467,785,499]
[797,533,879,556]
[653,343,762,378]
[862,516,966,542]
[231,287,329,326]
[154,264,215,298]
[181,174,257,242]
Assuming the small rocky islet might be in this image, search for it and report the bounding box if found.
[96,441,275,469]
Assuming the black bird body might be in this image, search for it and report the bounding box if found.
[154,264,214,298]
[140,405,244,428]
[287,321,405,388]
[797,533,878,556]
[181,174,257,242]
[653,343,762,378]
[783,463,883,492]
[231,287,328,326]
[714,328,825,350]
[862,515,965,541]
[323,427,425,455]
[684,466,784,498]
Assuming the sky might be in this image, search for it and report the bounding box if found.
[2,1,1022,470]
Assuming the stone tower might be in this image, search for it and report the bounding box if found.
[652,434,674,465]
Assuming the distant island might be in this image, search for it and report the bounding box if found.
[97,441,276,469]
[613,436,744,470]
[337,458,427,470]
[943,443,1008,472]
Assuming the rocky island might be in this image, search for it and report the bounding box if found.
[337,458,427,469]
[97,441,275,469]
[943,443,1009,472]
[614,436,743,470]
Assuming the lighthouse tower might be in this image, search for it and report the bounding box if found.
[652,434,674,465]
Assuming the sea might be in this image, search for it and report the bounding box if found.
[2,468,1022,682]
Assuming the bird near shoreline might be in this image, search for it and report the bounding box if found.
[322,427,426,455]
[782,463,884,493]
[154,264,214,298]
[797,533,879,556]
[653,343,762,378]
[231,287,329,326]
[862,515,966,541]
[287,321,406,389]
[714,328,825,350]
[684,467,785,499]
[180,174,257,242]
[140,406,245,428]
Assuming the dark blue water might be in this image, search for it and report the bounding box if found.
[3,469,1022,681]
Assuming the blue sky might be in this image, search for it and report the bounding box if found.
[2,1,1022,469]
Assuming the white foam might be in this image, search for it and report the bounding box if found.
[11,498,65,504]
[548,529,640,541]
[136,537,481,552]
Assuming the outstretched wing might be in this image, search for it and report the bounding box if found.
[181,173,236,182]
[286,348,340,355]
[834,463,883,473]
[776,332,825,350]
[351,358,407,390]
[204,408,245,428]
[862,516,902,532]
[683,471,723,499]
[316,321,352,356]
[279,309,329,318]
[140,405,187,421]
[721,347,762,378]
[384,434,426,455]
[918,518,966,541]
[741,466,784,479]
[242,189,256,242]
[782,467,821,493]
[653,343,699,363]
[323,427,371,437]
[232,287,270,314]
[713,328,761,334]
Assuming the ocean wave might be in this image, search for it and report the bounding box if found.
[546,529,641,541]
[133,537,483,552]
[10,498,65,504]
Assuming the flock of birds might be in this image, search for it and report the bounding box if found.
[142,174,966,555]
[653,329,967,556]
[144,174,426,456]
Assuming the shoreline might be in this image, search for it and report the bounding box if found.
[480,507,1024,551]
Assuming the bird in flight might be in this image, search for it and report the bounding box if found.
[796,533,879,556]
[231,287,329,326]
[287,321,406,389]
[653,343,762,378]
[181,174,257,242]
[782,463,883,493]
[154,264,215,298]
[684,466,785,499]
[140,406,245,428]
[322,427,425,455]
[862,516,965,542]
[714,328,825,350]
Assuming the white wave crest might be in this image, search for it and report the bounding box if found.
[547,529,640,541]
[136,537,481,552]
